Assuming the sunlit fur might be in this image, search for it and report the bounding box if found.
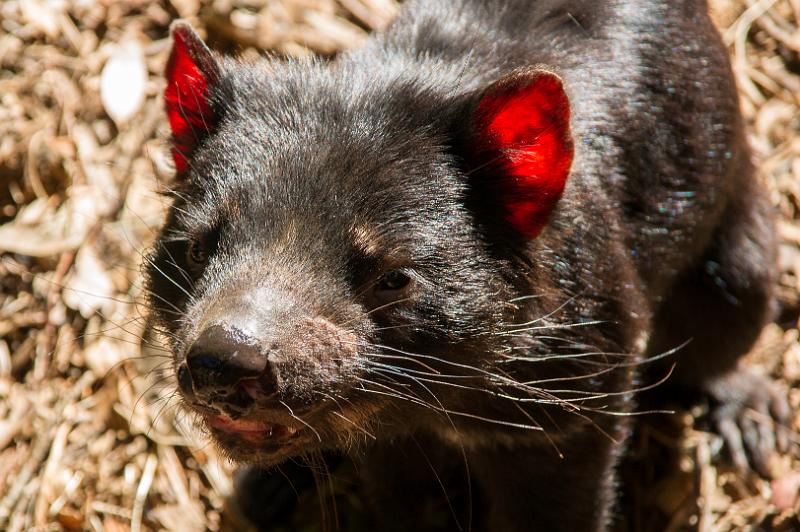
[145,1,782,530]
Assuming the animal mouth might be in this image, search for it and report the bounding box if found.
[206,414,300,442]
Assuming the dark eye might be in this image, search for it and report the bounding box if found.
[377,269,411,292]
[187,234,216,267]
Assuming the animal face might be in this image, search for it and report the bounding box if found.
[146,23,574,464]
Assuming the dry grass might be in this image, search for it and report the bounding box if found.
[0,1,797,530]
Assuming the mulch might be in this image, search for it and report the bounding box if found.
[0,0,798,530]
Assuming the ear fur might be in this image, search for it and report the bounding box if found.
[164,21,220,174]
[471,69,574,239]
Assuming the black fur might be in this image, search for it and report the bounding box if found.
[145,1,788,530]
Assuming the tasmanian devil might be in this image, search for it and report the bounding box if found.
[145,0,791,529]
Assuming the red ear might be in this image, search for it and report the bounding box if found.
[473,70,574,239]
[164,22,219,174]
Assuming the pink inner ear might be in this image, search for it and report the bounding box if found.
[164,31,213,173]
[476,74,574,239]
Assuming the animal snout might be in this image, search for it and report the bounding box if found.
[179,324,277,413]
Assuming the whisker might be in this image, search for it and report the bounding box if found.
[499,293,582,328]
[279,400,322,443]
[409,434,464,532]
[330,411,376,441]
[512,402,562,459]
[499,320,609,335]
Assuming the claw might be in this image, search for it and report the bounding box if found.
[706,367,791,478]
[715,415,749,472]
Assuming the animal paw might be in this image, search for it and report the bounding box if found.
[705,366,792,477]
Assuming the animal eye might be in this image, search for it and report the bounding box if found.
[377,270,411,292]
[187,234,216,267]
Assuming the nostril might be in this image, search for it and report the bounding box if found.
[185,324,275,399]
[191,353,223,371]
[185,348,225,391]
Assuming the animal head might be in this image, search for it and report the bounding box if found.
[146,22,575,463]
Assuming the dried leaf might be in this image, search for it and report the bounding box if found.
[101,40,147,125]
[62,245,115,319]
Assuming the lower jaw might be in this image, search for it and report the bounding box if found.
[207,423,318,465]
[201,402,388,464]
